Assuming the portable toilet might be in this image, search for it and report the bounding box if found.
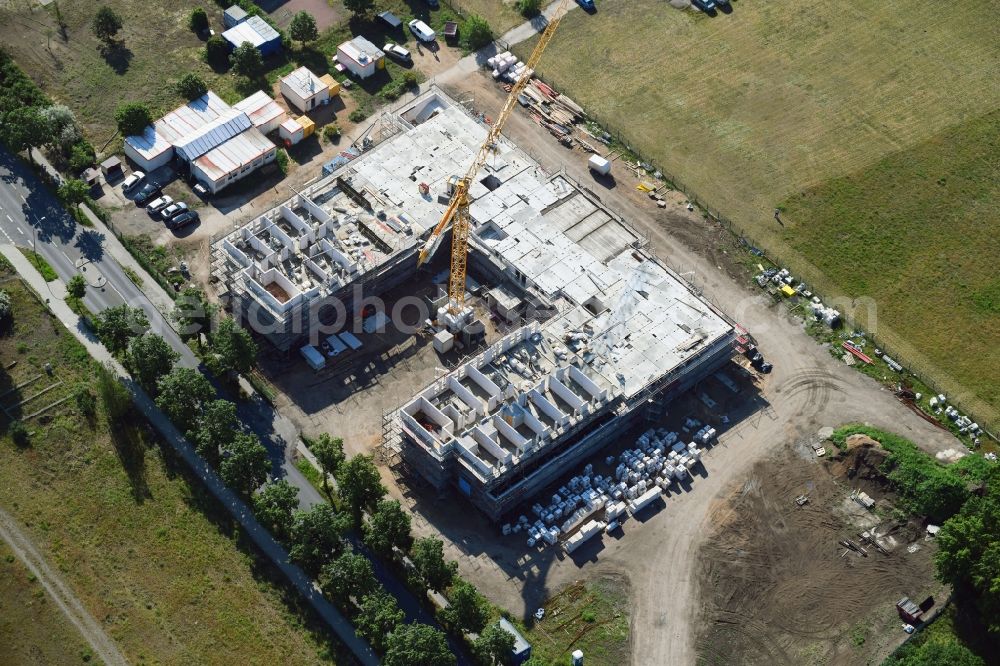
[571,649,584,666]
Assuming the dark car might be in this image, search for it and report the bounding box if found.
[576,0,596,10]
[165,210,199,230]
[133,182,161,206]
[692,0,717,12]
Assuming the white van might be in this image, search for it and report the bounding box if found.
[408,19,436,43]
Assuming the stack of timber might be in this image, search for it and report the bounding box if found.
[514,78,587,140]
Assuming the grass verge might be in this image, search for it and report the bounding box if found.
[17,247,58,281]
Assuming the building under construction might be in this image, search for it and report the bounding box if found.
[211,89,737,519]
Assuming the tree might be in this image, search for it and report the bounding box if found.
[310,433,344,494]
[463,16,493,51]
[336,454,385,525]
[320,551,377,605]
[189,7,209,33]
[57,179,90,207]
[515,0,542,18]
[0,290,10,321]
[95,363,132,422]
[220,432,270,495]
[41,105,80,151]
[205,35,229,69]
[68,141,96,172]
[288,504,349,575]
[191,399,238,466]
[355,590,405,652]
[289,11,318,44]
[210,317,257,375]
[92,6,123,44]
[410,537,457,592]
[124,333,179,392]
[155,367,214,433]
[886,639,985,666]
[442,579,489,634]
[934,467,1000,632]
[384,623,455,666]
[474,623,516,666]
[254,479,300,540]
[3,107,50,162]
[230,41,263,78]
[173,286,215,341]
[94,304,148,354]
[343,0,376,19]
[175,72,208,101]
[66,274,87,300]
[363,499,411,557]
[114,102,152,137]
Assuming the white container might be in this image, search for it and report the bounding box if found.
[588,155,612,175]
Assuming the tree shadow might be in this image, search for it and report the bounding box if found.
[74,229,106,263]
[107,414,152,503]
[99,42,133,75]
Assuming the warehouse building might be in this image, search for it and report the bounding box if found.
[123,90,282,193]
[210,89,738,520]
[221,15,282,56]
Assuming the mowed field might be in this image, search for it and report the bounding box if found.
[520,0,1000,425]
[451,0,524,34]
[0,273,332,664]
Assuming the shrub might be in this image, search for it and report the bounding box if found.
[322,123,341,142]
[348,108,368,123]
[205,35,229,68]
[516,0,542,17]
[462,15,493,51]
[68,141,96,173]
[402,71,419,87]
[0,290,11,321]
[9,420,29,447]
[114,102,152,137]
[230,41,263,78]
[189,7,209,33]
[92,6,123,44]
[275,148,288,175]
[175,73,208,101]
[74,385,96,418]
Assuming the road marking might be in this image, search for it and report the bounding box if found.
[17,227,24,235]
[5,214,12,222]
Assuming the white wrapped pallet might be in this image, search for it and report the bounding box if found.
[628,488,661,515]
[563,519,605,553]
[673,465,687,481]
[685,458,697,470]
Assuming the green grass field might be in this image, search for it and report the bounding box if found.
[451,0,525,34]
[519,0,1000,426]
[0,274,334,664]
[0,541,95,664]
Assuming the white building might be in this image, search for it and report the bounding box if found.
[123,91,231,172]
[191,128,276,194]
[280,66,331,113]
[233,90,288,135]
[336,36,385,79]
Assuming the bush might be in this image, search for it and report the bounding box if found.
[205,35,229,68]
[175,72,208,101]
[322,123,341,142]
[68,141,96,173]
[230,41,263,78]
[189,7,209,33]
[516,0,542,17]
[462,15,493,51]
[275,148,288,175]
[348,109,368,123]
[74,385,97,418]
[9,420,30,447]
[0,290,11,321]
[114,102,152,137]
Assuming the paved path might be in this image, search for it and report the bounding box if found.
[0,506,130,666]
[0,238,378,664]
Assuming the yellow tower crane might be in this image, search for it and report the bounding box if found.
[416,0,573,318]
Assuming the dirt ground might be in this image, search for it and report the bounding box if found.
[693,438,945,666]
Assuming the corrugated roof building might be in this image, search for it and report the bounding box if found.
[123,91,230,171]
[233,90,288,134]
[191,127,277,195]
[222,15,282,56]
[174,109,253,162]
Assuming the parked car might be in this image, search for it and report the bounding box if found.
[384,42,412,63]
[692,0,716,12]
[408,19,436,43]
[160,201,189,221]
[576,0,596,10]
[133,182,161,206]
[165,210,199,230]
[146,195,174,216]
[120,170,145,193]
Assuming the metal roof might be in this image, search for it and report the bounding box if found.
[192,127,274,182]
[337,36,384,67]
[175,109,253,162]
[222,15,280,48]
[281,66,326,101]
[224,5,248,21]
[498,618,531,656]
[233,90,287,129]
[124,91,230,160]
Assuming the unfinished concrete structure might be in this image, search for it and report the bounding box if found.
[212,89,737,518]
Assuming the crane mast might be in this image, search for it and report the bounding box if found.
[417,0,572,317]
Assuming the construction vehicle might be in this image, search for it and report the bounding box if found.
[416,0,573,330]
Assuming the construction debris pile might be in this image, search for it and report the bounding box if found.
[502,421,717,553]
[486,52,587,143]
